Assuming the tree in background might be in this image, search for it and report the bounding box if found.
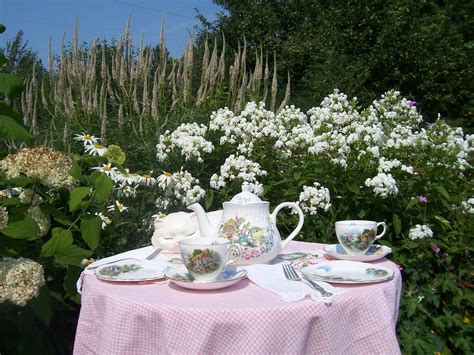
[0,30,43,77]
[199,0,474,129]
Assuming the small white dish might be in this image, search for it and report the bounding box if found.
[165,267,247,290]
[323,244,392,262]
[301,260,394,284]
[94,260,169,282]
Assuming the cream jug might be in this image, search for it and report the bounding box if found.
[188,182,304,265]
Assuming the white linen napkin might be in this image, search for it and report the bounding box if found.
[76,246,177,294]
[245,262,347,304]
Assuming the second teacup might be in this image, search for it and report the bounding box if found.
[335,220,387,255]
[179,237,241,281]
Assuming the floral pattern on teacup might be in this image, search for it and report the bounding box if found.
[184,248,221,274]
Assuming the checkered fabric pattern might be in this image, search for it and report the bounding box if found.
[74,242,402,354]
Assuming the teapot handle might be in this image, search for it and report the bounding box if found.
[270,202,304,249]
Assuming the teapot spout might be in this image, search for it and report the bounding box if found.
[187,203,217,238]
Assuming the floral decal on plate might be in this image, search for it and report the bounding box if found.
[291,257,320,271]
[366,267,389,277]
[98,263,142,277]
[338,228,376,251]
[184,248,221,274]
[219,216,274,260]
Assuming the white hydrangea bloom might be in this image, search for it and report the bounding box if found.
[408,224,434,240]
[365,173,399,198]
[298,182,332,215]
[0,257,45,306]
[156,122,214,162]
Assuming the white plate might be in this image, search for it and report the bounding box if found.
[301,260,394,284]
[165,267,247,290]
[94,260,170,282]
[323,244,392,262]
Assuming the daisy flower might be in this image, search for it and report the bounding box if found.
[92,163,118,180]
[139,172,157,186]
[116,184,138,197]
[85,143,107,156]
[94,212,112,229]
[74,133,99,146]
[115,168,137,185]
[157,172,174,189]
[107,200,128,213]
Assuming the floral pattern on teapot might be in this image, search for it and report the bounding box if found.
[218,216,274,261]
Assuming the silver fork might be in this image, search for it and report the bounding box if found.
[282,263,333,297]
[87,248,162,270]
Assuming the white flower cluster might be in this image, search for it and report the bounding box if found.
[0,207,8,231]
[408,224,434,240]
[156,123,214,162]
[377,157,414,174]
[461,198,474,214]
[156,170,205,211]
[365,173,399,198]
[0,147,75,189]
[210,102,280,155]
[298,182,332,215]
[0,257,45,306]
[210,155,267,195]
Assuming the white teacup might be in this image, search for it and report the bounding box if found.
[335,220,387,255]
[179,237,241,281]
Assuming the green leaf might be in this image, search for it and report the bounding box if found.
[393,213,402,236]
[0,24,5,33]
[63,266,82,302]
[69,186,90,212]
[0,114,33,142]
[70,161,84,182]
[348,184,359,194]
[93,173,113,202]
[28,286,53,326]
[432,185,451,201]
[205,190,214,210]
[0,197,21,206]
[80,215,101,250]
[405,198,417,211]
[0,102,21,120]
[55,244,92,266]
[1,215,39,239]
[40,227,73,257]
[0,73,23,97]
[50,209,75,228]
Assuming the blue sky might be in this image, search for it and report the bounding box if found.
[0,0,222,64]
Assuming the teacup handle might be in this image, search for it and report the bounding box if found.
[223,244,241,268]
[375,222,387,240]
[270,202,305,248]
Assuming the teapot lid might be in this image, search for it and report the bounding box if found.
[229,182,264,205]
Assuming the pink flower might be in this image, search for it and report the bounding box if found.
[406,99,417,107]
[431,244,441,254]
[417,196,429,203]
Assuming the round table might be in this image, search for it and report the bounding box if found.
[74,241,402,354]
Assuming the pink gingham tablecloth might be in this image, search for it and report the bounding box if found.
[74,241,402,354]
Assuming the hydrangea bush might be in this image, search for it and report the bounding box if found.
[155,90,473,353]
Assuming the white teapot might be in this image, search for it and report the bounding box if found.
[188,182,304,265]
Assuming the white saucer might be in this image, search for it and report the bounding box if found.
[323,244,392,262]
[301,260,394,284]
[165,267,247,290]
[95,260,170,282]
